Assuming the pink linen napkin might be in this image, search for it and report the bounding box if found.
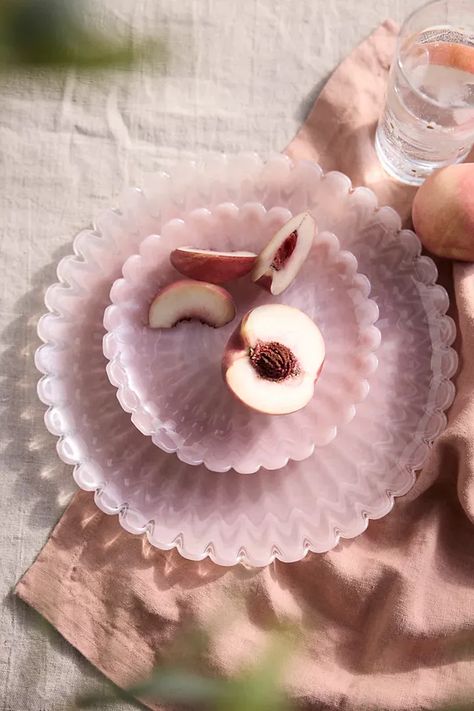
[16,20,474,711]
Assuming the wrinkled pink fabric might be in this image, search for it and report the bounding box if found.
[16,20,474,711]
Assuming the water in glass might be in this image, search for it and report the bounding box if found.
[376,3,474,184]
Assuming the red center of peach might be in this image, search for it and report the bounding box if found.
[271,230,297,271]
[249,341,298,381]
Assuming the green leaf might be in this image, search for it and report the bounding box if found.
[0,0,165,70]
[216,631,294,711]
[75,620,296,710]
[76,669,227,709]
[75,634,294,710]
[128,669,228,705]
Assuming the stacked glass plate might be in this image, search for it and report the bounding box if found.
[36,154,457,566]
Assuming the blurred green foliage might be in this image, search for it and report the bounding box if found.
[0,0,164,70]
[72,615,474,711]
[75,626,294,710]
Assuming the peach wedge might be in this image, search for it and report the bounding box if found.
[149,279,236,328]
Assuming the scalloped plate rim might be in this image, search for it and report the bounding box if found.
[34,155,458,567]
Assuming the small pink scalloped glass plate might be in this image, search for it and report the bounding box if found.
[35,154,457,566]
[103,203,380,474]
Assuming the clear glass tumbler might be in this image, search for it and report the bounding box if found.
[375,0,474,185]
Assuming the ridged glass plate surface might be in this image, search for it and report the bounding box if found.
[36,154,457,566]
[103,203,380,474]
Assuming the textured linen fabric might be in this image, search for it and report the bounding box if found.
[2,1,471,710]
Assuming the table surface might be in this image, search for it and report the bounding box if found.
[0,1,423,708]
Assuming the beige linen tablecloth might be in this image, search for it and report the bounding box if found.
[0,1,464,709]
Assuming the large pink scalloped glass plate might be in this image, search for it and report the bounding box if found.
[103,203,380,474]
[35,154,457,566]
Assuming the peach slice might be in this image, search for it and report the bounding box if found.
[149,279,236,328]
[170,247,257,284]
[252,212,316,295]
[223,304,325,415]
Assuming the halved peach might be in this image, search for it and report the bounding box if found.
[223,304,325,415]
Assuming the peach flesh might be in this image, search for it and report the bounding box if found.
[252,212,316,295]
[148,279,236,328]
[222,304,325,415]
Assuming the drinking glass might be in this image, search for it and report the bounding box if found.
[375,0,474,185]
